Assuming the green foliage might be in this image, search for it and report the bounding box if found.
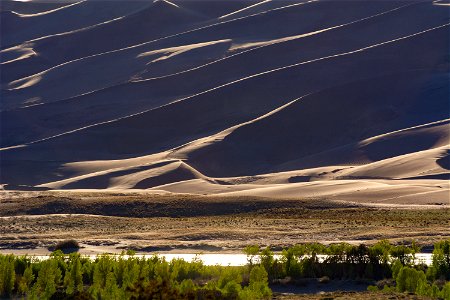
[367,285,379,292]
[222,280,242,298]
[370,240,391,264]
[244,244,260,266]
[170,257,204,282]
[428,239,450,281]
[17,266,34,295]
[392,264,450,299]
[389,244,413,266]
[34,259,62,299]
[1,240,450,299]
[441,281,450,300]
[179,278,195,294]
[64,254,83,295]
[382,284,396,293]
[395,266,426,293]
[239,266,271,299]
[101,272,123,299]
[217,267,242,290]
[260,246,279,280]
[391,259,403,279]
[0,254,16,296]
[126,249,136,256]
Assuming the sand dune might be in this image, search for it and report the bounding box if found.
[4,39,233,108]
[339,147,449,180]
[0,1,152,48]
[0,0,207,83]
[1,0,413,86]
[150,178,448,204]
[2,23,448,150]
[179,72,449,176]
[3,1,440,102]
[39,160,207,190]
[1,0,449,206]
[275,120,450,172]
[0,0,77,15]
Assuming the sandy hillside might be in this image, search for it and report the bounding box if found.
[1,0,449,206]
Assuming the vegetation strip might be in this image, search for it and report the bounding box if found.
[0,240,449,299]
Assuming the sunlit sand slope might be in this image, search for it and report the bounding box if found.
[1,0,449,205]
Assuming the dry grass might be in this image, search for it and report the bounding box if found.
[0,191,448,253]
[275,291,433,299]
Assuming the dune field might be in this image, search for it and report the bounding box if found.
[0,0,449,253]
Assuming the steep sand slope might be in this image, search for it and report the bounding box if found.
[0,1,77,15]
[2,6,448,147]
[4,40,233,109]
[1,0,408,86]
[180,75,449,176]
[0,1,153,48]
[1,23,448,182]
[38,160,208,190]
[1,0,449,205]
[4,1,446,110]
[0,0,207,83]
[275,120,450,173]
[338,147,449,180]
[13,23,448,159]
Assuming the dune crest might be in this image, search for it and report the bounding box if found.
[1,0,449,206]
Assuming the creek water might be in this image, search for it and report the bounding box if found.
[30,253,433,266]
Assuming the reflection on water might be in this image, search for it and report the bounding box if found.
[31,253,433,266]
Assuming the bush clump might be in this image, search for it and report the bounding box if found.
[50,239,80,254]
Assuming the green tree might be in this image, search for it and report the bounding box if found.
[101,272,123,299]
[64,254,83,295]
[396,266,426,293]
[440,281,450,300]
[244,245,260,267]
[217,267,242,291]
[222,280,242,299]
[34,259,62,299]
[240,265,271,299]
[390,245,412,266]
[429,240,450,280]
[260,247,275,278]
[0,255,16,296]
[17,266,35,295]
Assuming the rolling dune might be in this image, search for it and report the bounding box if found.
[0,1,153,48]
[1,0,449,206]
[0,0,77,15]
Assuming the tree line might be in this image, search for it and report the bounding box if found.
[246,240,450,299]
[0,240,449,299]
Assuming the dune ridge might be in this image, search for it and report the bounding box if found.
[1,0,449,206]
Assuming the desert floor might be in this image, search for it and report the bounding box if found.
[275,291,434,299]
[1,191,448,255]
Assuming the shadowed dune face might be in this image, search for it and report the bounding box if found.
[0,0,449,205]
[0,1,155,48]
[0,1,77,15]
[181,73,449,176]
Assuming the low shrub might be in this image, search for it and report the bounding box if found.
[50,239,80,254]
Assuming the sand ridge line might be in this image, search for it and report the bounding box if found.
[132,1,418,83]
[2,0,318,87]
[5,0,415,102]
[218,0,273,19]
[2,21,447,152]
[1,1,153,48]
[11,1,86,18]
